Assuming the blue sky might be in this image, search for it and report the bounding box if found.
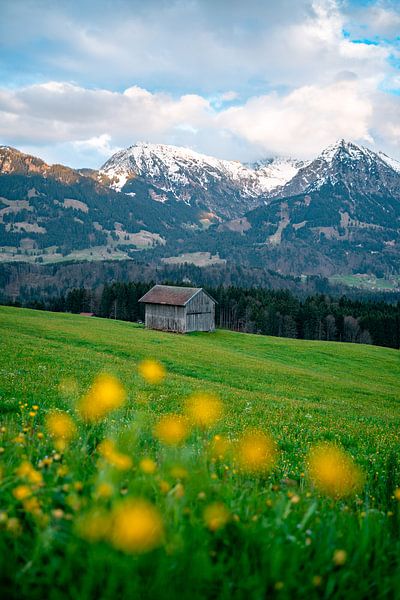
[0,0,399,167]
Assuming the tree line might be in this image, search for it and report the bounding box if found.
[6,281,400,350]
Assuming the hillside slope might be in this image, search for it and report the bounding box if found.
[1,306,398,428]
[1,306,400,599]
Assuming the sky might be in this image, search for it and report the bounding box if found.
[0,0,399,168]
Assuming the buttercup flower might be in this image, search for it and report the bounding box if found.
[185,392,223,428]
[154,414,189,446]
[308,443,364,498]
[110,499,164,553]
[78,374,126,422]
[138,360,166,385]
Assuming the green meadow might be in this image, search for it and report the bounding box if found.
[0,306,399,599]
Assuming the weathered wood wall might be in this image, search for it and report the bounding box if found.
[145,303,186,333]
[185,291,215,332]
[144,290,216,333]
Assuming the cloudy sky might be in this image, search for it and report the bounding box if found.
[0,0,399,167]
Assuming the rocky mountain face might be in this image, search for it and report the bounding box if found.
[100,142,306,219]
[272,139,400,200]
[0,140,399,279]
[0,146,202,262]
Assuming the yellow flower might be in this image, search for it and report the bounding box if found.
[235,429,277,474]
[172,483,185,499]
[170,465,188,480]
[57,465,69,477]
[78,374,126,422]
[185,392,223,428]
[138,360,166,385]
[46,411,77,450]
[110,499,164,554]
[23,497,41,516]
[159,480,171,494]
[394,488,400,501]
[77,509,111,543]
[13,485,31,501]
[139,458,157,474]
[6,517,22,536]
[203,502,230,531]
[16,461,43,486]
[95,482,114,499]
[333,549,347,566]
[97,439,132,471]
[154,414,189,446]
[308,443,364,498]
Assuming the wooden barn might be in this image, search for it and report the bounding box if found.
[139,285,216,333]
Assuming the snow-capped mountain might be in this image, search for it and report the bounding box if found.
[1,139,400,278]
[100,142,306,219]
[272,139,400,201]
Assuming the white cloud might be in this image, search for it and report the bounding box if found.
[0,77,399,166]
[0,0,399,165]
[218,81,374,157]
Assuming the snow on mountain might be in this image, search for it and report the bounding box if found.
[101,142,305,193]
[378,151,400,174]
[272,139,400,200]
[99,140,400,219]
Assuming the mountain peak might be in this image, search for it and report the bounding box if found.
[318,139,371,163]
[100,142,306,217]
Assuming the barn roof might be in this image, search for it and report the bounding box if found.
[139,285,216,306]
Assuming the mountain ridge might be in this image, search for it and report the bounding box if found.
[0,140,399,280]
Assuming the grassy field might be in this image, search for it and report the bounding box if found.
[329,273,400,291]
[0,306,399,599]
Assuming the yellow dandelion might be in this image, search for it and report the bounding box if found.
[308,443,364,498]
[16,461,43,486]
[159,480,171,494]
[77,508,111,543]
[6,517,22,536]
[45,411,77,450]
[172,482,185,499]
[333,549,347,566]
[394,488,400,501]
[235,429,277,474]
[139,458,157,474]
[185,392,222,428]
[78,374,126,422]
[170,465,188,480]
[13,485,31,501]
[110,499,164,554]
[138,359,166,385]
[23,497,41,516]
[154,414,189,446]
[95,482,114,499]
[203,502,230,531]
[97,439,132,471]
